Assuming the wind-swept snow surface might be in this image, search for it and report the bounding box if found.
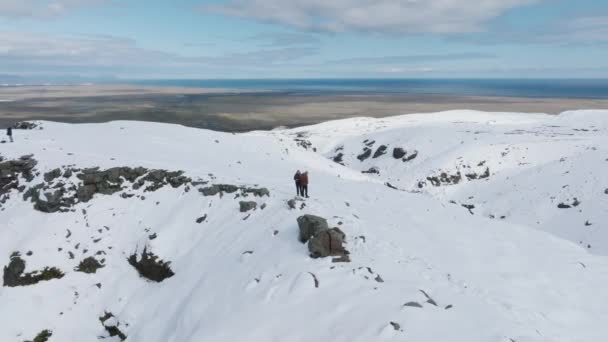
[1,110,608,342]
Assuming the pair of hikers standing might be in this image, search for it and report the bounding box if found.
[294,170,309,198]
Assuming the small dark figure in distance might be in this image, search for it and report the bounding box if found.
[300,171,309,198]
[6,127,13,143]
[294,170,302,196]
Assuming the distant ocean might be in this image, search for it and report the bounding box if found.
[131,79,608,99]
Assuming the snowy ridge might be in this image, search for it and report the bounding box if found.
[1,110,607,342]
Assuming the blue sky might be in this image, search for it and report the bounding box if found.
[0,0,607,79]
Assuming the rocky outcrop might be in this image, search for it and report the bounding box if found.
[200,184,269,198]
[297,215,329,243]
[0,155,37,197]
[128,248,174,282]
[423,171,463,187]
[15,164,192,212]
[13,121,39,130]
[3,254,64,287]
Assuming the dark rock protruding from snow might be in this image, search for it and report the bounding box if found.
[239,201,257,212]
[362,167,380,175]
[100,312,127,341]
[308,227,349,261]
[393,148,407,159]
[373,145,388,158]
[128,248,174,282]
[43,168,62,182]
[425,171,463,187]
[75,257,104,274]
[357,148,372,161]
[3,254,64,287]
[200,184,269,197]
[13,121,39,130]
[297,215,329,243]
[332,153,344,165]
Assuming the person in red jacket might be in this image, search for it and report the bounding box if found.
[299,171,309,198]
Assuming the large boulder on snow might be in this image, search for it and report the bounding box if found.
[239,201,257,212]
[308,227,349,259]
[297,215,329,243]
[393,147,406,159]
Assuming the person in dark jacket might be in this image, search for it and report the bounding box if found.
[294,170,302,196]
[299,171,309,198]
[6,127,12,143]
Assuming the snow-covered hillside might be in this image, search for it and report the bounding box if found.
[1,111,607,342]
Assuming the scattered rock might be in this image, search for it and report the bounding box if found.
[128,248,174,282]
[297,215,329,243]
[420,289,438,306]
[196,215,207,223]
[389,322,401,331]
[200,184,269,197]
[461,204,475,214]
[465,167,490,180]
[425,171,462,187]
[75,257,104,274]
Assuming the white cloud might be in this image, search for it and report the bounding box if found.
[0,31,320,77]
[206,0,542,34]
[0,0,109,18]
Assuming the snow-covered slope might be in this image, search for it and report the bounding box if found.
[1,111,607,342]
[304,110,608,255]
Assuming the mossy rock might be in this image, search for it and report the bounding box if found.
[128,248,174,282]
[75,257,104,274]
[3,255,64,287]
[25,329,52,342]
